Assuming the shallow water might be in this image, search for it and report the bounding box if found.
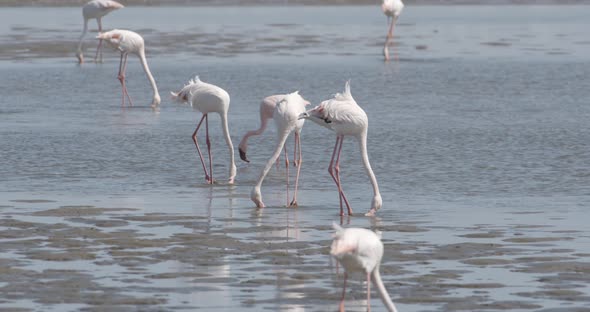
[1,5,590,312]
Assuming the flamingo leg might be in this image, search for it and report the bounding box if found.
[117,53,133,107]
[289,132,302,207]
[205,114,215,184]
[328,136,343,214]
[367,272,372,312]
[94,17,103,63]
[192,114,213,184]
[334,136,353,215]
[284,143,290,207]
[339,272,348,312]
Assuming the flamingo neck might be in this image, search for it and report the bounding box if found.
[357,132,381,199]
[254,129,290,189]
[219,112,237,183]
[137,49,160,107]
[372,269,398,312]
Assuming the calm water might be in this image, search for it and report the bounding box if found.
[1,5,589,312]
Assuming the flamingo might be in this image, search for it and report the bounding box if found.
[76,0,124,64]
[381,0,404,61]
[97,29,161,108]
[238,95,310,163]
[251,91,308,208]
[171,76,237,185]
[331,223,399,312]
[298,81,382,216]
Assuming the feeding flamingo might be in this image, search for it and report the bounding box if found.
[171,76,237,185]
[97,29,161,108]
[76,0,124,64]
[381,0,404,61]
[331,223,399,312]
[251,91,308,208]
[299,80,382,216]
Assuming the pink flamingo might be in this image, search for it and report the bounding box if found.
[76,0,124,64]
[382,0,404,61]
[299,81,382,216]
[251,91,308,208]
[238,94,310,163]
[97,29,161,108]
[331,223,399,312]
[171,76,237,185]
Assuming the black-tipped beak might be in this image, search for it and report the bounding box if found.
[298,112,309,120]
[239,148,250,163]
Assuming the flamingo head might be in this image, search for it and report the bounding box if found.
[105,1,125,11]
[170,88,192,104]
[250,186,265,208]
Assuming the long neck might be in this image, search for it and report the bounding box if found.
[219,112,236,182]
[372,269,398,312]
[357,131,380,199]
[138,49,160,106]
[255,130,290,189]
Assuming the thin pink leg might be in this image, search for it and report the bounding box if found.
[205,114,215,184]
[94,18,103,63]
[367,272,372,312]
[339,272,348,312]
[284,144,289,207]
[289,132,302,207]
[328,136,344,215]
[117,53,132,107]
[334,136,353,215]
[192,114,212,184]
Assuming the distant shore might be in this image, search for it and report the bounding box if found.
[2,0,590,6]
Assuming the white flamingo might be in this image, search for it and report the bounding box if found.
[331,223,399,312]
[76,0,124,64]
[171,76,237,185]
[97,29,161,108]
[299,81,382,216]
[381,0,404,61]
[251,91,308,208]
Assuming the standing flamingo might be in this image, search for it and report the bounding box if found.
[97,29,161,108]
[381,0,404,61]
[238,94,310,163]
[299,81,382,216]
[171,76,237,185]
[331,223,399,312]
[251,91,308,208]
[76,0,124,64]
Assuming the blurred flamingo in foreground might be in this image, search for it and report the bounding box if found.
[299,81,382,216]
[331,223,399,312]
[97,29,161,108]
[76,0,124,64]
[171,76,237,185]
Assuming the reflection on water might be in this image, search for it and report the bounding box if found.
[0,4,590,312]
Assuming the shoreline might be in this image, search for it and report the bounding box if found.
[3,0,590,7]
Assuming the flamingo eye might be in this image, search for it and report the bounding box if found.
[182,94,188,101]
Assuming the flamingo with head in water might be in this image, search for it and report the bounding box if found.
[251,91,308,208]
[331,223,399,312]
[97,29,161,109]
[171,76,237,185]
[299,80,382,216]
[381,0,404,61]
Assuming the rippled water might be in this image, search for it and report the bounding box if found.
[1,5,589,312]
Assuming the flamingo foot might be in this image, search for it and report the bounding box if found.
[239,148,250,163]
[228,177,235,185]
[205,175,216,184]
[289,200,298,208]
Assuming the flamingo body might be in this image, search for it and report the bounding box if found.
[98,29,161,108]
[331,223,398,312]
[171,76,237,185]
[76,0,124,64]
[251,91,308,208]
[299,81,382,216]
